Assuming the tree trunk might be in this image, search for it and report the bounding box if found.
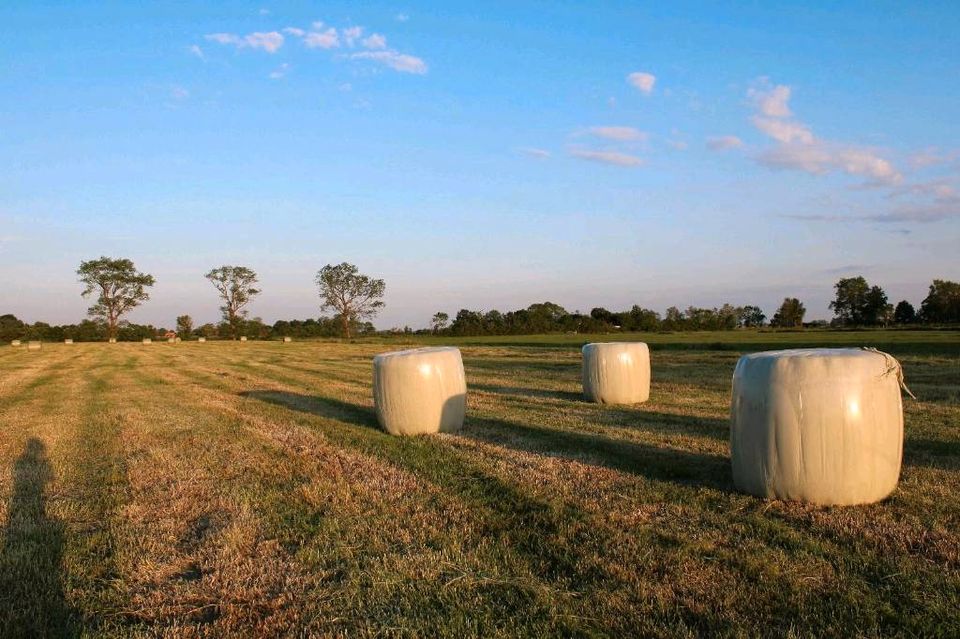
[341,312,351,339]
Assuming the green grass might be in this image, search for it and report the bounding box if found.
[0,332,957,637]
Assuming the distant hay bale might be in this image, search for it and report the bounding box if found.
[730,348,905,506]
[27,341,41,351]
[108,338,117,344]
[198,337,206,343]
[240,336,247,342]
[64,339,74,344]
[168,337,176,344]
[582,342,651,404]
[283,336,292,343]
[373,347,467,436]
[11,340,21,347]
[142,338,152,344]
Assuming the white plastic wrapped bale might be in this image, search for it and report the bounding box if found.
[240,336,247,342]
[198,337,206,343]
[283,336,292,343]
[730,348,905,506]
[582,342,651,404]
[27,341,41,351]
[373,347,467,436]
[11,340,21,347]
[142,338,152,344]
[108,338,116,344]
[64,339,73,344]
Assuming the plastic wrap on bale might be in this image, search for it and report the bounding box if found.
[373,347,467,436]
[730,348,905,506]
[582,342,651,404]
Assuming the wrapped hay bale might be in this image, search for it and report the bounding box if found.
[283,336,292,343]
[11,340,21,347]
[373,347,467,436]
[142,338,152,344]
[27,341,41,351]
[168,337,176,344]
[582,342,651,404]
[64,339,74,344]
[239,336,247,342]
[730,348,906,506]
[198,337,206,343]
[108,338,116,344]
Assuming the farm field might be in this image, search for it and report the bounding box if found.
[0,332,958,636]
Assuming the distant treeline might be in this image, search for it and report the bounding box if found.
[3,277,958,342]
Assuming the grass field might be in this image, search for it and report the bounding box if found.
[0,331,958,637]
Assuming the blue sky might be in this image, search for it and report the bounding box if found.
[2,1,958,329]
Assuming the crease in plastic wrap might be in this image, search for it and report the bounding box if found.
[373,346,467,436]
[730,348,905,506]
[582,342,651,404]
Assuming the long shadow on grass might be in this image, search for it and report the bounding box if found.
[241,389,729,634]
[0,439,77,637]
[242,390,731,490]
[903,437,960,470]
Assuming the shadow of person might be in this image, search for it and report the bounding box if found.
[0,438,76,637]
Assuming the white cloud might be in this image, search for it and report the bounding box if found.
[342,26,363,47]
[363,33,387,49]
[395,13,409,22]
[627,71,655,95]
[518,147,551,159]
[188,44,205,60]
[311,21,325,30]
[570,149,644,167]
[205,31,284,53]
[349,50,427,74]
[748,80,792,117]
[751,117,814,145]
[269,63,290,79]
[588,126,647,142]
[706,135,744,151]
[748,79,901,186]
[305,28,339,49]
[282,27,305,37]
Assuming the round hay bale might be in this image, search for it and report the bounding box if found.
[283,336,292,343]
[142,338,152,344]
[11,340,21,347]
[198,337,206,343]
[373,347,466,436]
[730,348,905,506]
[64,339,74,344]
[239,336,247,342]
[582,342,651,404]
[27,341,41,351]
[108,338,117,344]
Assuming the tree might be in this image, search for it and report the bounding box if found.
[864,285,890,326]
[431,312,449,333]
[770,298,806,327]
[205,266,261,340]
[77,257,155,340]
[739,305,766,328]
[176,315,194,338]
[893,300,916,324]
[919,279,960,323]
[315,263,385,338]
[829,276,889,326]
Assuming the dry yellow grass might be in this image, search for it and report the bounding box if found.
[0,337,957,636]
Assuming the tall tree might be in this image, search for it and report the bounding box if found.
[919,279,960,323]
[77,257,155,340]
[431,312,449,333]
[738,305,767,328]
[829,276,870,325]
[893,300,916,324]
[205,266,261,340]
[315,263,386,338]
[770,297,806,327]
[176,315,194,338]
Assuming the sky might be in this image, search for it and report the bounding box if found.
[1,1,958,329]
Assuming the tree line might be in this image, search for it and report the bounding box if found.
[2,258,958,342]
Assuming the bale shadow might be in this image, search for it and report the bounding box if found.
[241,389,731,491]
[902,437,960,470]
[470,382,585,403]
[0,438,76,637]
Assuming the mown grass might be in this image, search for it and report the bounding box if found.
[0,332,957,637]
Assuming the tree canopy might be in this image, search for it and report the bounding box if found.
[315,263,386,338]
[77,257,155,340]
[205,266,261,340]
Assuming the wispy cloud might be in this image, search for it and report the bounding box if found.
[518,147,551,159]
[706,135,743,151]
[269,63,290,79]
[588,126,647,142]
[187,44,205,60]
[205,31,285,53]
[570,149,644,167]
[348,50,427,74]
[362,33,387,49]
[395,13,409,22]
[627,71,656,95]
[282,27,305,37]
[748,79,901,186]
